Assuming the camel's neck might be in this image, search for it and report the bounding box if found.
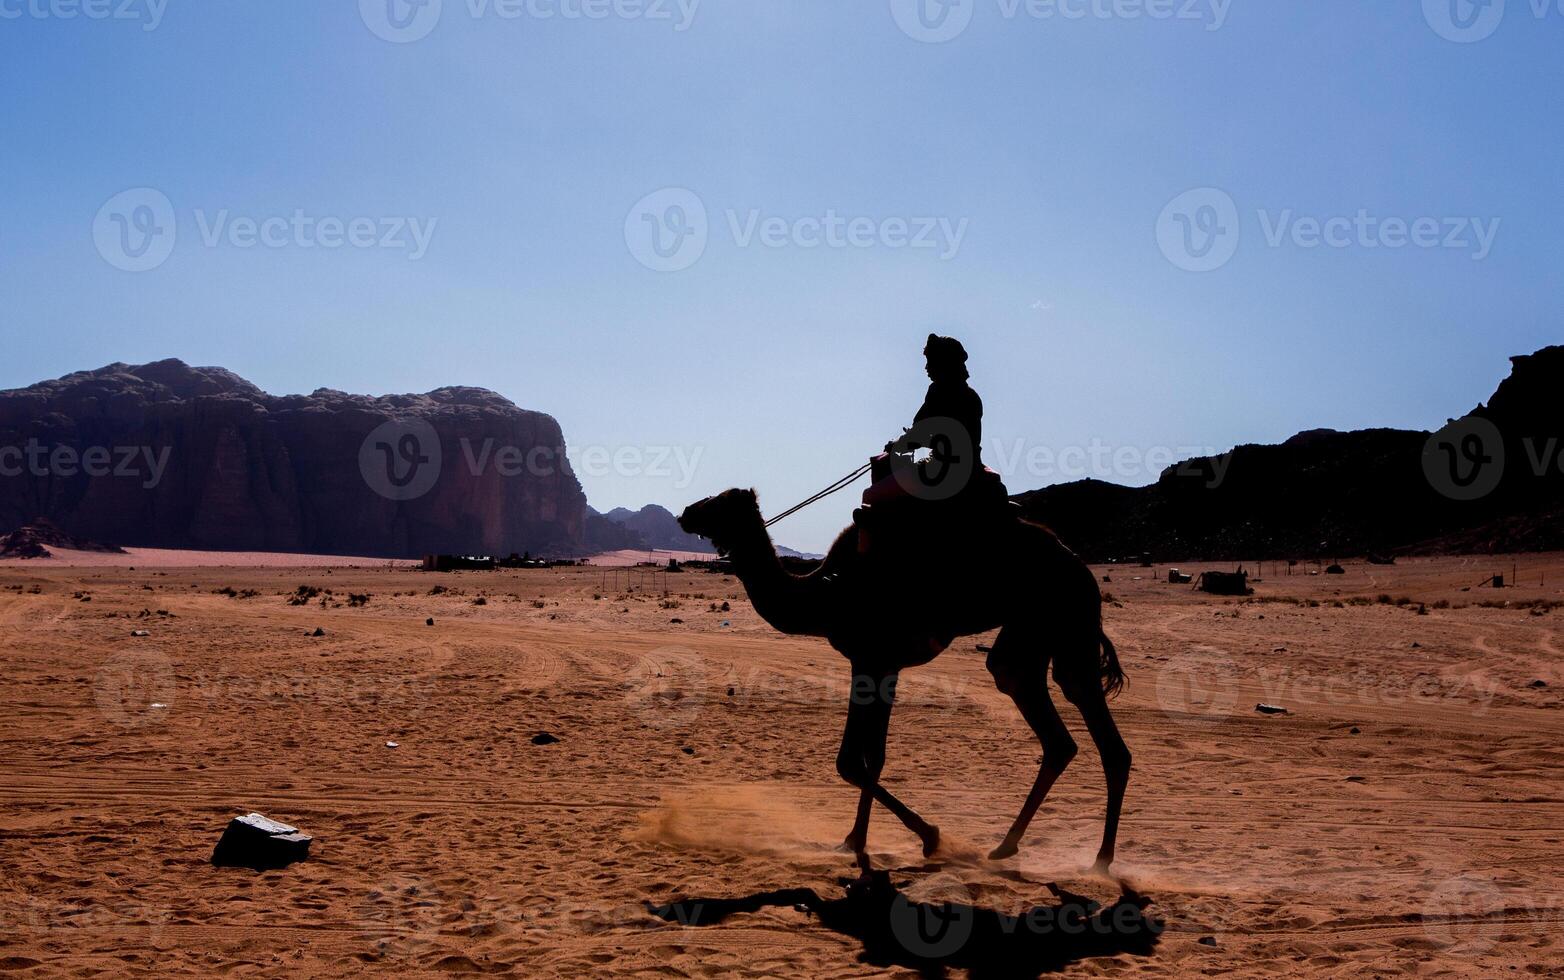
[724,515,830,638]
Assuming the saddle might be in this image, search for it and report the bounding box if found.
[852,453,1016,560]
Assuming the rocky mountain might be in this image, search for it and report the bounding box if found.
[1016,346,1564,562]
[0,360,585,558]
[598,505,716,553]
[583,504,823,558]
[583,504,718,554]
[0,517,125,559]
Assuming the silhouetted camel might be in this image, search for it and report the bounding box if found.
[678,488,1131,874]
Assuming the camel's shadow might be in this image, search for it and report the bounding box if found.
[647,870,1160,978]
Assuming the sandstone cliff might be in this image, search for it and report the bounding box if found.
[0,360,585,558]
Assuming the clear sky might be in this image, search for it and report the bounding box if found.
[2,1,1560,552]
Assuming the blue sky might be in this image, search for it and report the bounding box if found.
[1,1,1560,552]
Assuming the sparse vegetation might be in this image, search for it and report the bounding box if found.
[289,585,322,606]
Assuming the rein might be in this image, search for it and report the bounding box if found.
[762,462,872,528]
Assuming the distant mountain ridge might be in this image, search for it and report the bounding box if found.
[1015,346,1564,561]
[584,504,714,554]
[0,359,585,558]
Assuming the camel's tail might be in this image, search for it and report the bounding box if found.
[1099,630,1126,700]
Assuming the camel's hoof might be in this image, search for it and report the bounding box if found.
[838,834,866,855]
[919,825,941,858]
[988,840,1019,861]
[1089,856,1116,878]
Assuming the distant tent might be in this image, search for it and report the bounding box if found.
[1195,569,1251,596]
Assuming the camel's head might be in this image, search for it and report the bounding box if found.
[678,488,761,555]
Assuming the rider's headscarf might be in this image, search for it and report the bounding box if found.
[923,334,970,383]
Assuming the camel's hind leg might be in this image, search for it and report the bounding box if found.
[986,627,1078,860]
[1059,667,1131,874]
[836,670,941,865]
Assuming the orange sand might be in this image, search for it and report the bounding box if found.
[0,552,1559,976]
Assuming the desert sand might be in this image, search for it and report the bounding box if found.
[0,552,1560,977]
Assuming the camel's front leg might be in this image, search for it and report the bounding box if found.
[835,670,940,866]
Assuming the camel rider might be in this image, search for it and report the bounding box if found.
[860,335,1006,528]
[903,333,982,473]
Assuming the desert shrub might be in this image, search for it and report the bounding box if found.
[289,585,322,606]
